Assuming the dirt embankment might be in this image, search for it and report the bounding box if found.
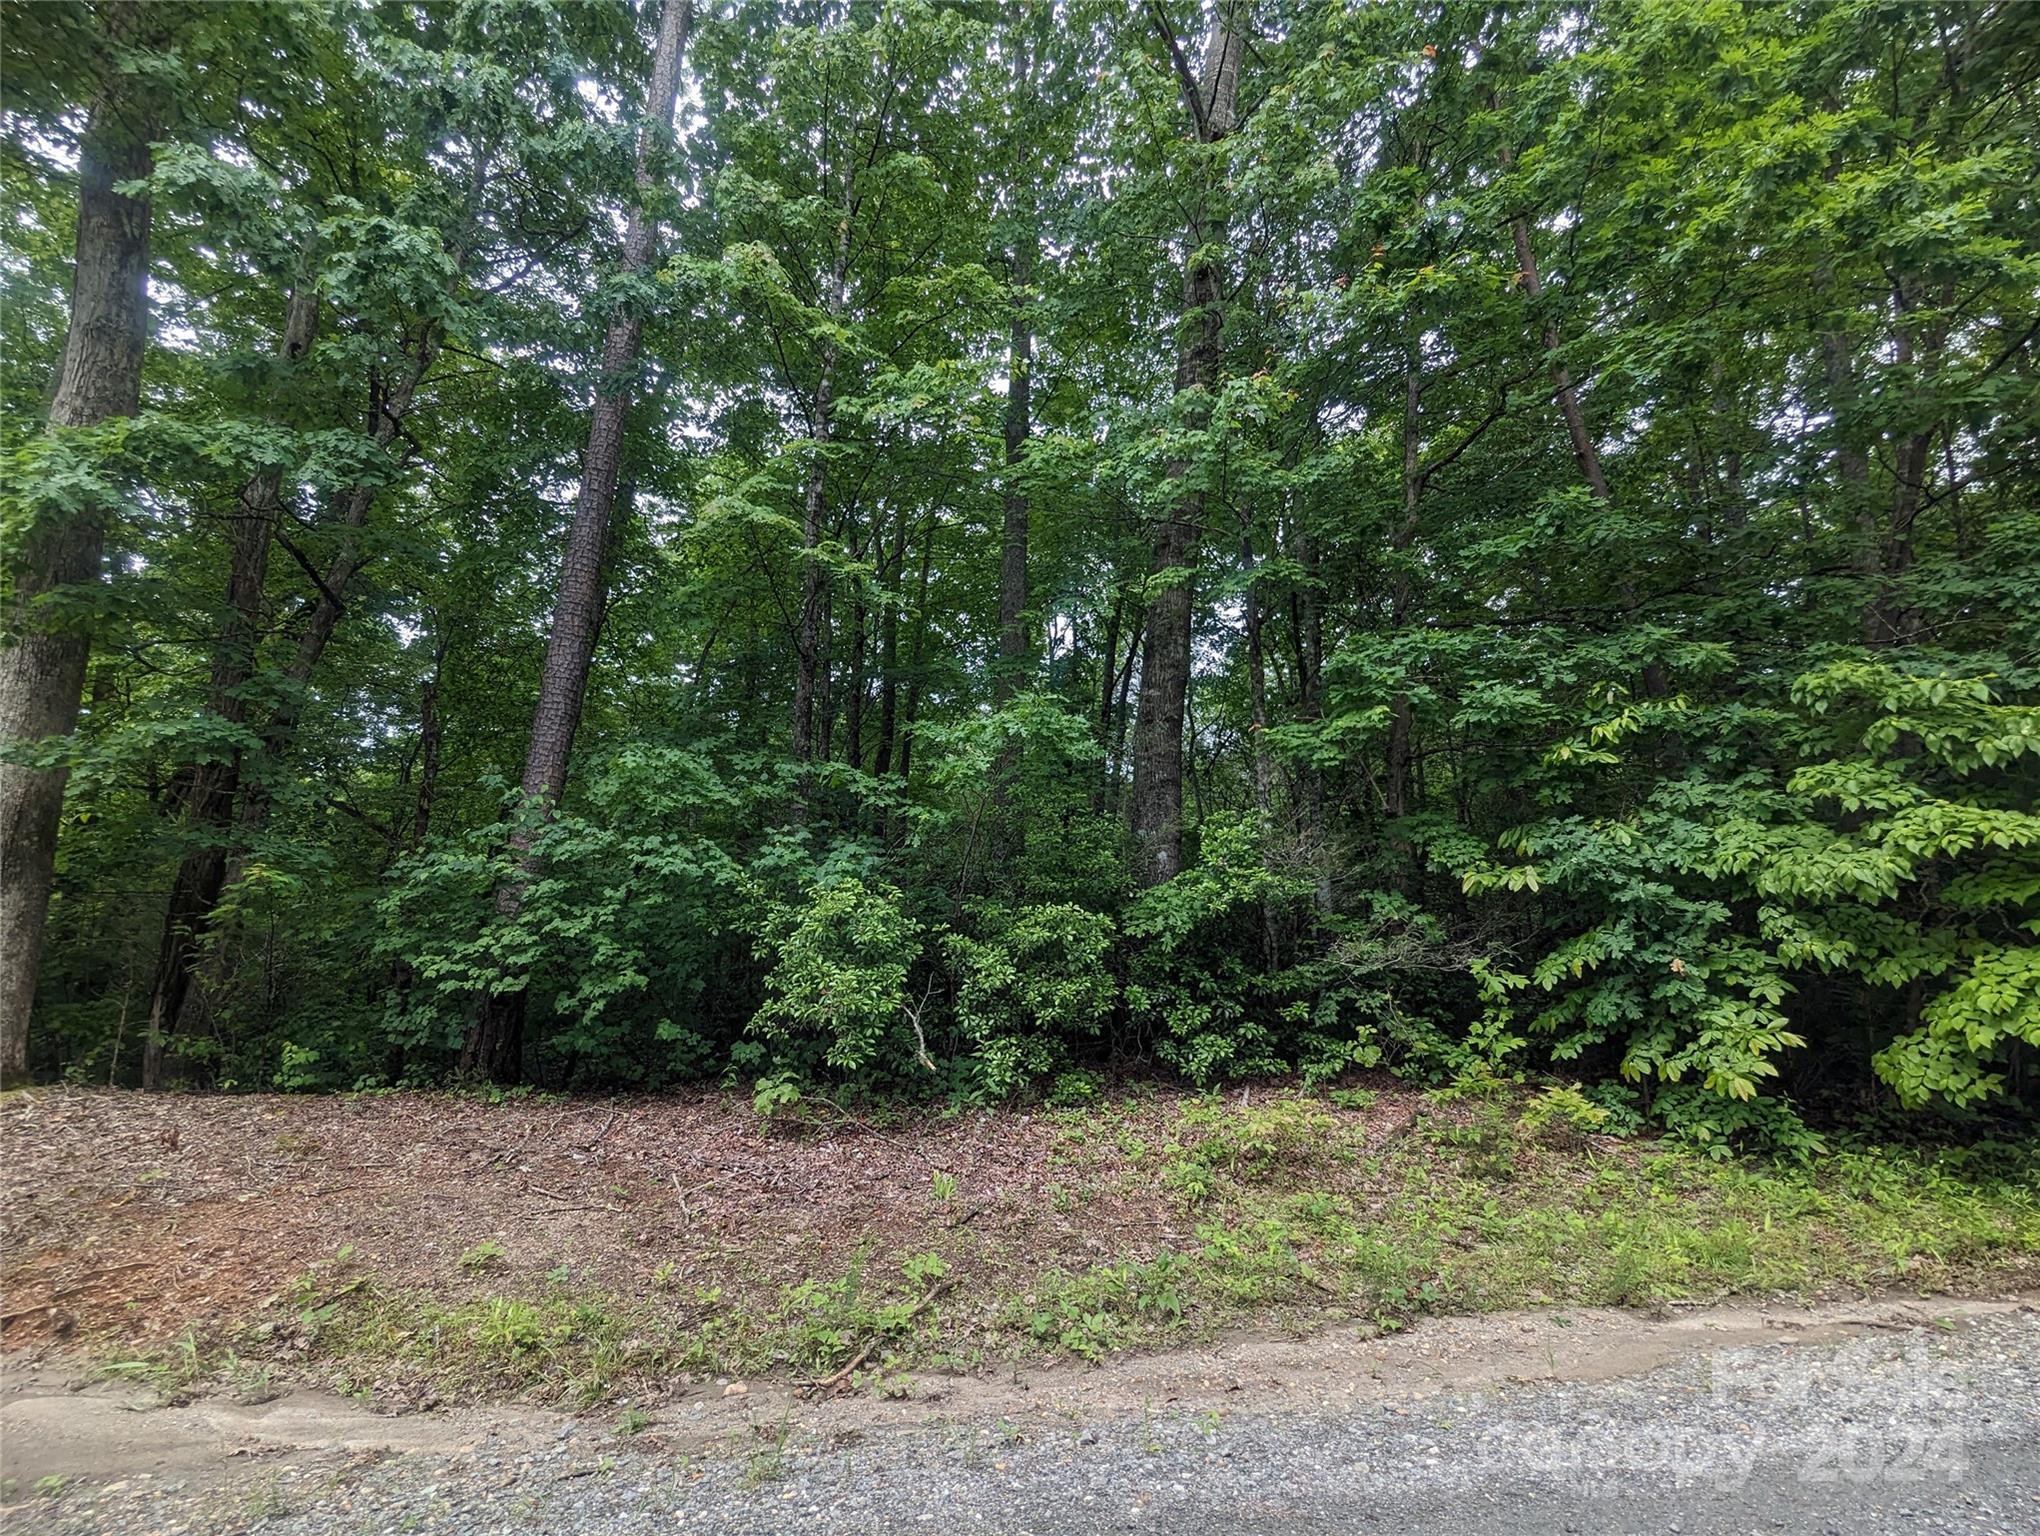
[0,1085,1417,1351]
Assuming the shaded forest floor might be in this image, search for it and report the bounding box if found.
[2,1084,2036,1412]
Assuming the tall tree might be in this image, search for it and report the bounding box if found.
[463,0,695,1082]
[992,18,1043,709]
[0,3,166,1082]
[1129,1,1245,886]
[995,221,1035,706]
[139,272,319,1090]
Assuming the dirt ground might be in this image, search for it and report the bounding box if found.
[6,1291,2034,1504]
[0,1084,1417,1355]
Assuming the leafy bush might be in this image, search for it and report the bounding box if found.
[376,747,749,1082]
[1455,658,2039,1147]
[748,878,923,1076]
[1124,816,1312,1085]
[946,903,1117,1096]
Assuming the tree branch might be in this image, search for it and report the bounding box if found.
[1146,1,1211,140]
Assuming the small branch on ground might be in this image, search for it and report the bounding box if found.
[521,1178,620,1213]
[796,1280,955,1396]
[577,1108,621,1152]
[0,1261,155,1324]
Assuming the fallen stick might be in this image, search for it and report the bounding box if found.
[0,1261,155,1323]
[524,1181,619,1213]
[577,1108,621,1151]
[796,1280,954,1396]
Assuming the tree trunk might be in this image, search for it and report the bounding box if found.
[791,177,856,771]
[1242,525,1278,971]
[1509,214,1612,504]
[872,508,908,777]
[1863,285,1945,649]
[1093,581,1129,811]
[1097,583,1125,742]
[844,584,867,771]
[995,226,1035,705]
[386,627,449,1019]
[464,0,693,1082]
[1129,7,1243,887]
[141,276,319,1090]
[1509,201,1670,699]
[159,328,439,1051]
[0,16,159,1084]
[216,340,435,852]
[1106,625,1138,812]
[410,632,448,850]
[815,585,836,764]
[1284,509,1332,912]
[163,142,488,1054]
[895,519,939,785]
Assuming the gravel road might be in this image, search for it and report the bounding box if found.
[6,1297,2038,1535]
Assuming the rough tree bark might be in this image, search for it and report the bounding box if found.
[0,12,160,1084]
[166,338,437,1054]
[140,275,320,1090]
[995,225,1035,706]
[1129,2,1244,887]
[790,165,857,770]
[463,0,693,1082]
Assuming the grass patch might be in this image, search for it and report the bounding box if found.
[1056,1097,2040,1340]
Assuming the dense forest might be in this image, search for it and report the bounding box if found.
[2,0,2035,1151]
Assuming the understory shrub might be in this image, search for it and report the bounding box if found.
[946,902,1116,1096]
[1454,658,2039,1147]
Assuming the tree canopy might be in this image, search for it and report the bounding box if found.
[4,0,2036,1150]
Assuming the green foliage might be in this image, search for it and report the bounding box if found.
[9,0,2033,1146]
[1455,659,2038,1146]
[473,1298,551,1358]
[749,879,922,1077]
[1520,1084,1611,1138]
[1048,1070,1103,1108]
[1125,817,1312,1085]
[458,1239,508,1273]
[1021,1252,1193,1358]
[1158,1098,1342,1206]
[946,903,1116,1097]
[377,749,748,1083]
[751,1071,803,1120]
